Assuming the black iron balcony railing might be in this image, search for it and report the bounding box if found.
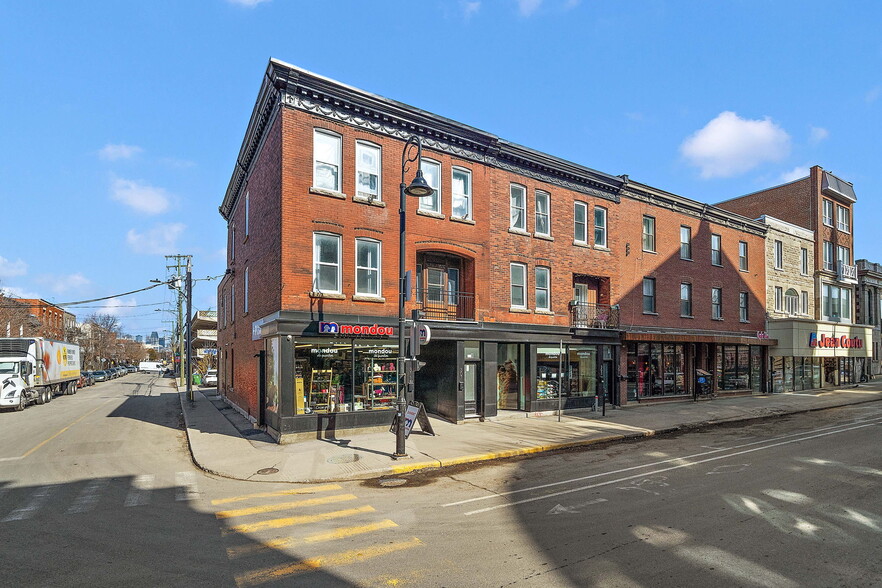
[569,302,619,329]
[414,289,476,321]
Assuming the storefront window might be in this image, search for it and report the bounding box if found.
[536,346,566,399]
[772,357,783,393]
[626,344,638,401]
[568,346,597,398]
[265,337,280,414]
[794,357,805,391]
[497,344,523,410]
[823,357,837,387]
[811,359,822,389]
[750,346,763,393]
[629,342,685,398]
[783,357,793,391]
[637,343,650,398]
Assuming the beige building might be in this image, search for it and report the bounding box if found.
[761,216,815,320]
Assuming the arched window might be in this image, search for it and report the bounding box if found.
[785,288,800,316]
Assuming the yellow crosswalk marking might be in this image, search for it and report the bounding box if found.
[211,484,342,506]
[216,494,357,519]
[222,505,375,535]
[226,520,399,559]
[234,537,423,587]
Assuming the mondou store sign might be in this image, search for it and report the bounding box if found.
[318,321,394,337]
[808,333,864,349]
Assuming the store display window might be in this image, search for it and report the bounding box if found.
[497,344,524,410]
[627,343,686,398]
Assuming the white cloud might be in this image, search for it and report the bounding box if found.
[866,85,881,103]
[36,273,91,295]
[0,285,41,299]
[99,143,143,161]
[227,0,270,6]
[517,0,543,17]
[126,223,187,255]
[99,297,138,316]
[680,111,791,178]
[461,1,480,19]
[809,126,829,144]
[779,165,810,183]
[0,256,28,278]
[111,177,173,215]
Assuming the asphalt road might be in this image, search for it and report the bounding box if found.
[1,376,880,587]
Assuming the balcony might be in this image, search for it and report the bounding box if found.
[569,302,619,329]
[414,289,476,321]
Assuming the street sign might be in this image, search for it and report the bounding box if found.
[418,323,431,345]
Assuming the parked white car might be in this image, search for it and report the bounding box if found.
[202,369,218,387]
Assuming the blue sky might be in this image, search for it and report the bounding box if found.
[2,1,880,338]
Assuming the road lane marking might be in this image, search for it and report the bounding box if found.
[222,505,376,535]
[67,478,110,514]
[211,484,342,506]
[2,485,59,522]
[215,493,357,519]
[124,474,155,507]
[175,471,200,501]
[21,399,115,459]
[233,537,423,587]
[444,416,882,508]
[462,420,881,516]
[226,520,399,559]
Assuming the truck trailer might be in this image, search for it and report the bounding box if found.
[0,338,81,411]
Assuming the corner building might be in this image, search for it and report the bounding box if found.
[218,59,770,442]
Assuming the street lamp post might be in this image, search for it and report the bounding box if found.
[394,136,435,459]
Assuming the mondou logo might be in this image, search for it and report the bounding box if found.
[318,322,394,336]
[808,333,864,349]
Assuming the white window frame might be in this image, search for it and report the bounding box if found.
[355,238,381,297]
[243,267,249,314]
[836,205,850,233]
[594,206,608,248]
[801,290,809,314]
[643,277,656,314]
[739,241,748,271]
[510,183,526,231]
[535,190,550,237]
[837,245,850,267]
[355,141,382,201]
[313,129,342,192]
[574,202,587,244]
[774,240,783,270]
[244,193,249,238]
[822,199,834,226]
[535,266,550,311]
[418,158,441,213]
[801,248,809,275]
[231,284,235,323]
[642,216,656,253]
[712,287,722,319]
[451,167,472,220]
[739,291,749,322]
[680,226,692,260]
[711,234,722,266]
[510,263,527,309]
[680,282,692,317]
[313,232,342,294]
[775,286,783,311]
[823,241,835,271]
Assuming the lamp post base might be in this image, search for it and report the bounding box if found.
[391,452,408,460]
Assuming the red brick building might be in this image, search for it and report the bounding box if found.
[218,59,770,440]
[10,298,68,340]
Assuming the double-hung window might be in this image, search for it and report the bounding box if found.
[418,159,441,213]
[711,234,722,266]
[313,130,342,192]
[355,141,381,201]
[739,292,749,322]
[574,202,587,244]
[355,238,381,297]
[801,290,809,315]
[243,267,249,314]
[774,240,783,269]
[712,287,722,319]
[837,245,850,268]
[313,233,341,294]
[594,206,607,247]
[510,263,527,309]
[680,226,692,260]
[822,199,834,226]
[642,216,656,252]
[452,167,472,220]
[775,286,783,311]
[823,241,835,271]
[739,241,748,271]
[535,267,550,311]
[801,248,809,275]
[510,184,526,231]
[837,205,850,232]
[643,277,656,313]
[680,283,692,317]
[244,193,250,238]
[535,190,550,237]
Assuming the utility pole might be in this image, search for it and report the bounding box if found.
[165,254,192,389]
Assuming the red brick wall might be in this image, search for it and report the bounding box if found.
[716,173,814,231]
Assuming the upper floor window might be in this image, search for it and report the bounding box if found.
[313,232,341,294]
[822,199,834,226]
[739,241,748,271]
[711,234,722,266]
[739,291,749,322]
[355,141,381,201]
[574,202,587,244]
[680,226,692,260]
[535,190,550,237]
[418,159,441,213]
[774,286,783,311]
[643,277,656,313]
[801,248,809,275]
[313,130,342,192]
[510,184,526,231]
[837,245,850,266]
[355,238,381,297]
[680,283,692,317]
[774,240,783,270]
[823,241,835,271]
[230,223,235,261]
[535,267,550,311]
[837,205,851,233]
[244,267,249,314]
[451,167,472,220]
[642,216,656,253]
[594,206,608,248]
[712,287,722,319]
[801,290,809,315]
[244,192,250,238]
[510,263,527,309]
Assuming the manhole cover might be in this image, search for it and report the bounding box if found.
[327,454,360,464]
[378,478,408,487]
[256,467,279,475]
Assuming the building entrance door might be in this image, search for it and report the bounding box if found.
[464,361,481,417]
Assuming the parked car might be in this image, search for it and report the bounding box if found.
[78,372,94,388]
[126,365,137,373]
[202,369,218,387]
[92,370,108,382]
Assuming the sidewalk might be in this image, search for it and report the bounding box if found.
[174,379,882,484]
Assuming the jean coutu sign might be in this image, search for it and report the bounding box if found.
[318,322,393,337]
[808,333,864,349]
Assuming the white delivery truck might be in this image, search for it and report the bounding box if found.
[138,361,164,373]
[0,338,81,411]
